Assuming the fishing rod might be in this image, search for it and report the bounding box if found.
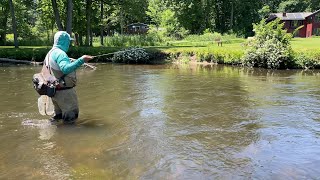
[72,52,116,70]
[92,52,115,58]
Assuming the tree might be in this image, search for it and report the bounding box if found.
[258,5,271,20]
[277,0,310,13]
[160,9,180,37]
[100,0,104,45]
[146,0,164,28]
[52,0,64,31]
[310,0,320,11]
[8,0,18,48]
[0,1,9,45]
[37,0,55,42]
[85,0,92,46]
[66,0,73,35]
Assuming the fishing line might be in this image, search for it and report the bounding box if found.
[92,52,115,58]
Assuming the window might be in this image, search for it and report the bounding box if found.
[290,20,304,27]
[290,21,294,27]
[290,20,298,27]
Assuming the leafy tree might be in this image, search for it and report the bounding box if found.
[243,19,293,69]
[277,0,310,12]
[37,0,55,42]
[160,9,179,37]
[310,0,320,11]
[146,0,164,28]
[258,5,271,20]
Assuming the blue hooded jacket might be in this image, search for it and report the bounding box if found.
[50,31,85,74]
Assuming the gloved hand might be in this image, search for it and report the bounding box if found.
[81,55,94,62]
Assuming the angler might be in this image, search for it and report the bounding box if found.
[45,31,93,124]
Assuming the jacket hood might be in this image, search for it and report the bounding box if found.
[53,31,73,52]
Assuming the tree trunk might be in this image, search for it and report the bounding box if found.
[66,0,73,35]
[8,0,18,48]
[79,34,83,46]
[120,8,124,34]
[75,33,79,46]
[85,0,92,46]
[90,30,93,46]
[52,0,64,31]
[0,4,9,45]
[100,0,104,46]
[230,0,234,30]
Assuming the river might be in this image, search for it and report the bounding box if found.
[0,63,320,179]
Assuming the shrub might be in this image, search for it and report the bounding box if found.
[294,54,319,69]
[242,19,293,69]
[112,47,150,64]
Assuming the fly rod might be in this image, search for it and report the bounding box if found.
[92,52,115,58]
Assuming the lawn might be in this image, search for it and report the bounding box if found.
[1,36,318,52]
[291,37,320,52]
[0,36,319,64]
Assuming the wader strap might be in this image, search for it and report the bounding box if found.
[45,48,67,85]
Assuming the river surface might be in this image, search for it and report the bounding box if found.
[0,63,320,179]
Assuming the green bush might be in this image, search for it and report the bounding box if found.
[112,47,150,64]
[294,53,319,69]
[0,46,168,64]
[242,19,293,69]
[0,48,49,61]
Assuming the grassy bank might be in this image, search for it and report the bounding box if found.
[0,36,319,68]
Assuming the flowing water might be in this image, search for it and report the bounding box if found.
[0,63,320,179]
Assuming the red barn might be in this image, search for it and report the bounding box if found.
[267,9,320,38]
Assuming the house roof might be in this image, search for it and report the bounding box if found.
[307,9,320,17]
[267,9,320,21]
[127,23,149,27]
[269,12,312,21]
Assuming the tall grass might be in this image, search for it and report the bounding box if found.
[183,32,244,44]
[93,34,166,47]
[4,34,52,46]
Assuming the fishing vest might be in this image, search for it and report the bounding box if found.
[45,49,77,88]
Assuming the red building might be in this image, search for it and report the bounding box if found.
[267,9,320,38]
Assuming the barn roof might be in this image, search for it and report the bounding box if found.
[127,23,149,27]
[269,12,312,21]
[267,9,320,21]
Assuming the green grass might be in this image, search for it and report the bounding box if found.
[1,36,320,68]
[3,36,317,52]
[291,38,320,52]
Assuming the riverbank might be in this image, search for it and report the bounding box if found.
[0,37,319,68]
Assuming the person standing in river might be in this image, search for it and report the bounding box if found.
[45,31,93,124]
